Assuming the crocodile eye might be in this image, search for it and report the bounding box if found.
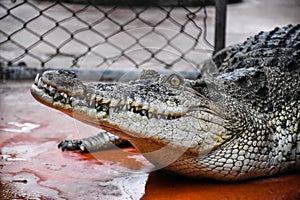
[169,74,181,86]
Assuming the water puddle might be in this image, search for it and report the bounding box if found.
[1,122,40,133]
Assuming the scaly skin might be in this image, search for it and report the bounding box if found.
[31,25,300,181]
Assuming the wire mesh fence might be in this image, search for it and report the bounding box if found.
[0,0,215,72]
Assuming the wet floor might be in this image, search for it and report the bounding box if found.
[1,81,300,199]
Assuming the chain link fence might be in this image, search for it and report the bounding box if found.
[1,0,217,76]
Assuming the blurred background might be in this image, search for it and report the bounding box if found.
[1,0,298,77]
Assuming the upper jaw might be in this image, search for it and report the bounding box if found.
[31,70,190,121]
[40,70,86,97]
[31,72,74,115]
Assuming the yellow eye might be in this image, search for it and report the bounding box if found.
[170,75,181,86]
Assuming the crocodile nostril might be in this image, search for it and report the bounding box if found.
[58,70,77,78]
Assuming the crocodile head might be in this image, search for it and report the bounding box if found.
[31,69,232,167]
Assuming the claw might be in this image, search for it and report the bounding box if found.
[58,140,83,151]
[79,145,86,151]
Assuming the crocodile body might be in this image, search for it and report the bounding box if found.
[31,25,300,181]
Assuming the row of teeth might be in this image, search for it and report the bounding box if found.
[34,74,181,120]
[35,73,73,104]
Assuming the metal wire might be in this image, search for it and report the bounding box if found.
[0,0,213,70]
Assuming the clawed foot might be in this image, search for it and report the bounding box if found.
[58,133,131,152]
[58,139,87,152]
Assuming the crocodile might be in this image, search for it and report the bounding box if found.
[31,25,300,181]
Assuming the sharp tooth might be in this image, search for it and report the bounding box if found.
[38,78,43,88]
[49,87,56,96]
[60,92,67,99]
[88,94,96,106]
[63,93,68,99]
[69,97,74,105]
[34,73,40,84]
[49,85,55,92]
[54,91,60,99]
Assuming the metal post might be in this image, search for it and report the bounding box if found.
[214,0,227,54]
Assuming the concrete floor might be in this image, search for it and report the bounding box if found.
[1,0,300,199]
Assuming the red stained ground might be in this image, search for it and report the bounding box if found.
[1,81,300,200]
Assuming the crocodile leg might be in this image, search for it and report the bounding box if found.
[58,131,130,152]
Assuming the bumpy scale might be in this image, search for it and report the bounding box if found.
[31,25,300,181]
